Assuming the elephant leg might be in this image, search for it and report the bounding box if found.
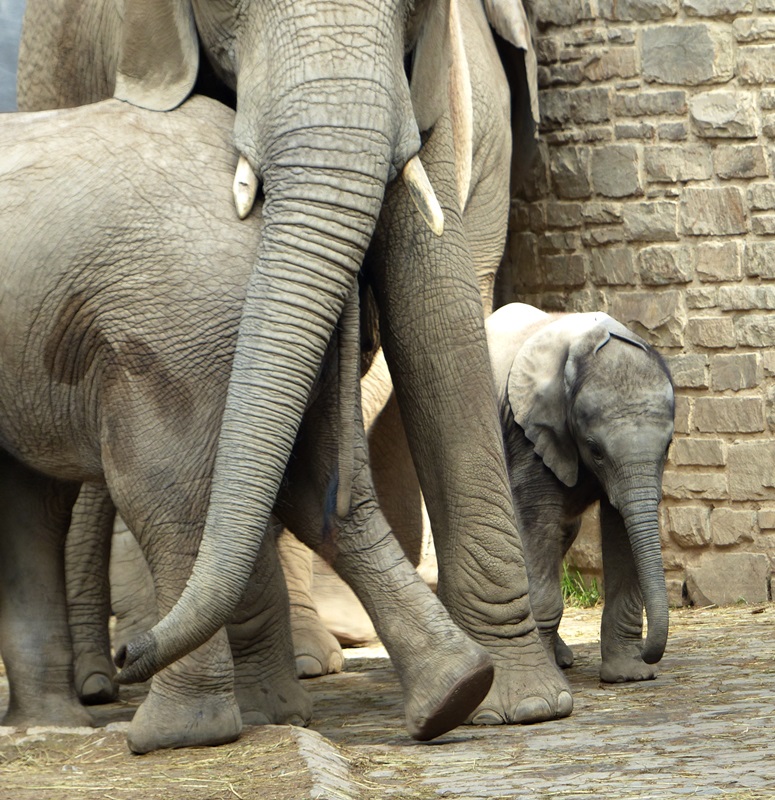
[109,516,158,654]
[304,352,429,651]
[275,370,493,742]
[228,521,312,725]
[66,482,119,705]
[367,393,425,565]
[599,500,656,683]
[0,452,90,727]
[102,398,240,753]
[111,496,241,753]
[276,527,343,677]
[517,502,577,670]
[369,120,571,726]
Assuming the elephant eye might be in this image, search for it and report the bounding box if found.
[587,439,604,461]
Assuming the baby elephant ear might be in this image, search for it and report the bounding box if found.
[507,313,615,487]
[603,318,650,352]
[115,0,199,111]
[506,321,581,487]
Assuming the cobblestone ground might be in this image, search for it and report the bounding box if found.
[0,604,773,799]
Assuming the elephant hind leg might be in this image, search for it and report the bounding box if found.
[100,400,241,752]
[0,452,91,727]
[228,521,312,726]
[277,528,344,678]
[66,482,119,705]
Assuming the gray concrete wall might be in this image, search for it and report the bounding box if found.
[498,0,775,607]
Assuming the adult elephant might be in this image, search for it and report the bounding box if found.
[18,0,571,725]
[0,96,493,752]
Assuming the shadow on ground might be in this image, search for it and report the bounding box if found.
[1,604,773,799]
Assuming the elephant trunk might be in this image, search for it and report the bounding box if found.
[116,85,407,682]
[613,474,669,665]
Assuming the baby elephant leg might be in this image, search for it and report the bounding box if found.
[276,528,343,678]
[599,501,657,683]
[518,513,577,669]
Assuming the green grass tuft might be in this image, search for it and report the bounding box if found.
[561,562,601,608]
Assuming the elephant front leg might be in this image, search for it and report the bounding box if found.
[599,501,657,683]
[368,123,571,726]
[277,377,493,741]
[276,528,343,678]
[518,507,579,670]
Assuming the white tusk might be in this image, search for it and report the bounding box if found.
[449,0,473,212]
[402,155,444,237]
[233,155,258,220]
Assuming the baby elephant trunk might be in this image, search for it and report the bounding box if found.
[618,484,669,664]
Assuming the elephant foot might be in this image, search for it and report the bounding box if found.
[235,674,313,727]
[78,671,119,705]
[74,654,119,705]
[468,630,573,726]
[538,628,575,669]
[3,690,95,729]
[600,653,658,683]
[400,638,494,742]
[289,604,344,678]
[555,635,575,669]
[126,686,242,754]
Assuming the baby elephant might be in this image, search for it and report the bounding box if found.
[486,303,675,683]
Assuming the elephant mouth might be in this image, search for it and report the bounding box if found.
[231,152,443,236]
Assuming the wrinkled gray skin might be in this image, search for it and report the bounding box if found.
[486,303,675,683]
[18,0,571,727]
[0,98,496,752]
[68,356,395,698]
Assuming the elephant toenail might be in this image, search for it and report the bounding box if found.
[469,709,504,726]
[514,697,552,723]
[557,690,574,717]
[296,656,324,678]
[328,653,344,673]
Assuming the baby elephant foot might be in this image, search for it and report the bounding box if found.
[469,630,574,726]
[78,672,119,705]
[290,605,344,678]
[538,628,574,669]
[555,635,575,669]
[600,654,658,683]
[127,684,242,754]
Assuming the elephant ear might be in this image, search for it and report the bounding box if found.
[115,0,199,111]
[410,0,472,211]
[565,314,651,387]
[481,0,539,127]
[507,313,611,487]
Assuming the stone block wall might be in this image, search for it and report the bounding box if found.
[496,0,775,606]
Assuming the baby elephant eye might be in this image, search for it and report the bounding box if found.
[587,439,604,461]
